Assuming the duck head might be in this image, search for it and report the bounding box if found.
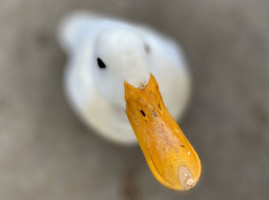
[91,28,201,190]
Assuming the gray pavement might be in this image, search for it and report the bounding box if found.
[0,0,269,199]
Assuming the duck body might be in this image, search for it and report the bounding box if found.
[58,12,191,144]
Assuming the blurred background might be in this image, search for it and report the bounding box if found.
[0,0,269,199]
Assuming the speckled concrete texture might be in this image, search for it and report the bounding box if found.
[0,0,269,199]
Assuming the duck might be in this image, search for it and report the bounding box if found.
[58,12,201,191]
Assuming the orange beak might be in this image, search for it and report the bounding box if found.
[124,74,201,190]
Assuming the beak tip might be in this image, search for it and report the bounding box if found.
[178,166,197,190]
[185,178,196,190]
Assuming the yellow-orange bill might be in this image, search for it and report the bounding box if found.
[124,74,201,190]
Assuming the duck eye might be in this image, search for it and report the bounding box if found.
[97,58,106,69]
[144,44,150,53]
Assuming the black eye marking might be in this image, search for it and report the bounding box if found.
[140,110,146,117]
[97,57,106,69]
[144,44,150,53]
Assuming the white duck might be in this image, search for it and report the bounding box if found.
[58,12,201,190]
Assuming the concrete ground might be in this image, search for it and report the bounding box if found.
[0,0,269,199]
